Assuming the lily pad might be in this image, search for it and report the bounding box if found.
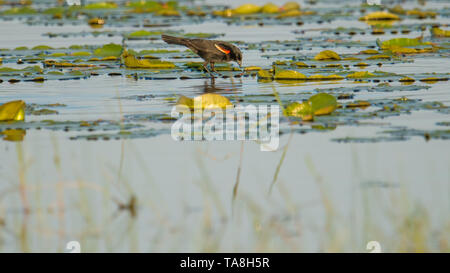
[309,93,338,115]
[431,27,450,37]
[257,69,273,81]
[314,50,341,61]
[176,94,232,110]
[285,93,337,120]
[122,50,175,69]
[84,2,118,9]
[0,100,26,122]
[274,69,306,80]
[233,4,261,15]
[346,71,375,78]
[359,11,400,21]
[378,37,431,49]
[285,101,313,121]
[93,43,123,57]
[261,3,279,14]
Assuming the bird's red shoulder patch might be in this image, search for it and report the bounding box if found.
[214,44,230,54]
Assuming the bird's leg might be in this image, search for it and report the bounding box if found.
[203,61,214,78]
[237,63,244,76]
[210,62,221,76]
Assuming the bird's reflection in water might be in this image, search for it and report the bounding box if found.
[189,77,243,94]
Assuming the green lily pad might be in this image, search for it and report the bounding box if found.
[274,69,307,80]
[93,43,123,57]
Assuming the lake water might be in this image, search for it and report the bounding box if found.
[0,0,449,252]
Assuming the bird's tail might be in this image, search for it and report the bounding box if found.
[161,34,188,46]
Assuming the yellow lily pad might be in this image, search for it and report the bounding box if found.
[233,4,261,15]
[359,11,400,21]
[346,101,371,108]
[399,77,415,83]
[244,66,262,71]
[431,27,450,37]
[261,3,279,13]
[274,69,306,80]
[420,77,448,83]
[366,54,391,60]
[346,71,375,78]
[389,46,418,54]
[359,49,380,55]
[2,7,36,15]
[88,18,105,26]
[379,37,431,49]
[177,94,232,110]
[389,5,406,15]
[308,74,344,81]
[32,45,53,50]
[212,9,233,17]
[93,43,123,57]
[372,29,385,35]
[156,9,180,17]
[276,10,303,18]
[44,60,94,67]
[128,30,162,37]
[355,62,369,67]
[122,50,175,69]
[325,64,343,68]
[293,61,308,67]
[84,2,118,9]
[48,52,66,57]
[0,66,43,73]
[0,100,25,122]
[31,77,45,82]
[176,96,194,109]
[257,69,273,80]
[314,50,341,61]
[285,101,313,121]
[186,10,207,16]
[281,2,300,11]
[101,56,118,61]
[407,9,436,19]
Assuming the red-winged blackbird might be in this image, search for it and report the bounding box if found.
[161,34,242,77]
